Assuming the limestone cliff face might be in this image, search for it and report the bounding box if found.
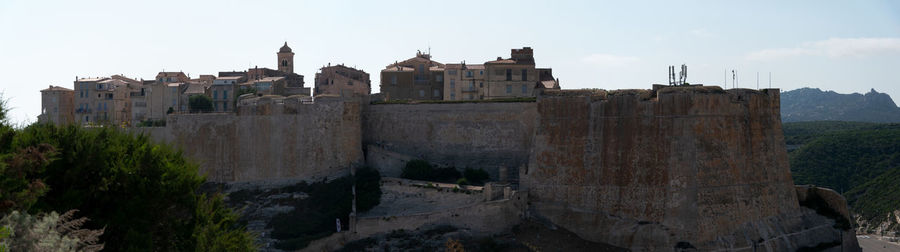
[522,87,856,250]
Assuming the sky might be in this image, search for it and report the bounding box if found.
[1,0,899,124]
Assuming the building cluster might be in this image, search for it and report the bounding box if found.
[39,44,559,126]
[380,47,559,101]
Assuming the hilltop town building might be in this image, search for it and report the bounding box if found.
[483,47,558,99]
[72,77,133,125]
[380,51,445,101]
[240,43,309,96]
[443,63,486,100]
[130,80,152,125]
[38,85,75,125]
[315,64,370,97]
[179,83,208,112]
[211,75,245,112]
[381,48,558,101]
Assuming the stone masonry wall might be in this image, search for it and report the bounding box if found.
[522,87,803,250]
[362,102,537,179]
[135,96,363,182]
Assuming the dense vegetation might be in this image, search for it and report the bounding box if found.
[785,121,900,227]
[781,87,900,123]
[373,97,536,105]
[401,159,490,186]
[189,95,214,113]
[267,167,382,250]
[0,100,256,251]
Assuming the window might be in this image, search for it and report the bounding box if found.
[348,80,353,86]
[522,84,527,94]
[479,82,483,87]
[435,74,443,82]
[433,89,440,97]
[466,71,473,77]
[480,70,483,75]
[419,90,425,97]
[418,64,425,74]
[390,75,397,85]
[506,69,512,81]
[450,79,455,89]
[223,102,228,111]
[522,69,527,81]
[215,103,219,111]
[223,90,228,100]
[213,90,218,99]
[282,59,288,66]
[506,85,512,94]
[451,92,456,100]
[448,70,457,75]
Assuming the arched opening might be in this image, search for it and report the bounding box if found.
[282,59,288,67]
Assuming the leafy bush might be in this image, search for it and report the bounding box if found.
[6,123,257,251]
[189,95,214,113]
[372,97,536,105]
[0,209,104,252]
[456,178,470,186]
[192,194,257,252]
[401,160,492,185]
[137,119,166,127]
[401,159,434,181]
[463,168,490,185]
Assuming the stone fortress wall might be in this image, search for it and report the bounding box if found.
[136,87,857,251]
[362,102,537,179]
[522,87,854,250]
[137,95,363,182]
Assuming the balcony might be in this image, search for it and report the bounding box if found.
[76,108,92,114]
[462,87,478,92]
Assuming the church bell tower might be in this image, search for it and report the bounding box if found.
[277,42,294,74]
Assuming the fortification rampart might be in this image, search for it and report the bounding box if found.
[522,87,849,250]
[135,96,362,182]
[133,87,856,250]
[362,102,536,179]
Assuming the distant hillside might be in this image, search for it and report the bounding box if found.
[781,88,900,123]
[785,121,900,232]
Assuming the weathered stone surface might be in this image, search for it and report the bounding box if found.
[136,87,859,250]
[362,102,537,178]
[135,97,363,182]
[522,87,857,251]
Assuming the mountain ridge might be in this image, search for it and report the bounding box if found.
[781,87,900,123]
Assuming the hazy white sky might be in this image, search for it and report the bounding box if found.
[2,0,899,124]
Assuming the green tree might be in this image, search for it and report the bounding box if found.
[401,159,434,181]
[10,123,257,251]
[192,194,256,252]
[189,95,214,113]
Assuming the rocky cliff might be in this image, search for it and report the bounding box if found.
[781,87,900,123]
